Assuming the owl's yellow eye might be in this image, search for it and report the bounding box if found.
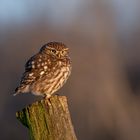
[51,49,56,54]
[61,50,65,55]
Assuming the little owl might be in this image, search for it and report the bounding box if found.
[14,42,72,98]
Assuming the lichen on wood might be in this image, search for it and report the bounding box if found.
[16,95,77,140]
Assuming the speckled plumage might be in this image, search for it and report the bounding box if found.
[14,42,71,98]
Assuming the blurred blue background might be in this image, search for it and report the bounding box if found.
[1,0,140,140]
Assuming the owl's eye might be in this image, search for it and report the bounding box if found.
[61,50,64,54]
[61,50,66,55]
[51,49,56,54]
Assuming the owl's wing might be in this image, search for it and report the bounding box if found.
[25,55,37,71]
[15,53,49,94]
[15,54,39,94]
[21,54,41,83]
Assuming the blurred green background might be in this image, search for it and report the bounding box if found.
[1,0,140,140]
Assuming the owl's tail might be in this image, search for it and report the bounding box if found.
[13,87,21,96]
[13,85,30,96]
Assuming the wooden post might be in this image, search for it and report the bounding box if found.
[16,95,77,140]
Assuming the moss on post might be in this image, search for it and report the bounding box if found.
[16,95,77,140]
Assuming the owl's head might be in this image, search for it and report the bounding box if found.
[40,42,69,59]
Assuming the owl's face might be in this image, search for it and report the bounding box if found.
[40,42,69,59]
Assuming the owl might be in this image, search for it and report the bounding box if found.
[14,42,72,98]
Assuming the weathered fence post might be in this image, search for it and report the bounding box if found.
[16,95,77,140]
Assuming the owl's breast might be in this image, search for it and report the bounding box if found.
[47,65,71,94]
[31,60,71,96]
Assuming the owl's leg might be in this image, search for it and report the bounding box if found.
[44,94,51,100]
